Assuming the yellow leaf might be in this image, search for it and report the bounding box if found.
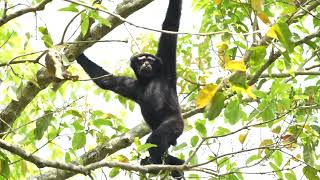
[251,0,264,12]
[116,155,129,163]
[231,85,256,99]
[257,12,271,24]
[225,58,246,72]
[214,0,222,5]
[266,27,277,39]
[246,86,257,99]
[239,131,248,144]
[196,84,218,108]
[216,42,228,52]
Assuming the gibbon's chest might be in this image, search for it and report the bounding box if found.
[137,79,175,126]
[141,79,168,108]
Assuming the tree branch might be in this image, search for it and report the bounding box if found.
[0,0,154,137]
[259,71,320,78]
[0,0,52,27]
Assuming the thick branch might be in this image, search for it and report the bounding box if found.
[248,28,320,85]
[0,0,52,27]
[28,105,202,180]
[0,0,154,137]
[260,71,320,78]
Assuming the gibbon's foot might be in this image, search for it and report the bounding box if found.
[140,157,160,174]
[140,156,184,179]
[165,155,185,179]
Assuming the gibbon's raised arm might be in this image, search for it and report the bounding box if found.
[156,0,182,85]
[76,54,139,101]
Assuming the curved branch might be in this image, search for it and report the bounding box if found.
[0,0,52,27]
[0,0,154,137]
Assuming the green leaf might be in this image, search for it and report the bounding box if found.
[59,4,79,12]
[188,151,198,165]
[65,152,71,163]
[273,150,283,166]
[246,154,260,165]
[81,12,89,37]
[303,143,315,166]
[72,132,86,150]
[189,174,200,180]
[92,118,113,128]
[173,142,187,151]
[137,143,157,152]
[273,22,294,53]
[62,110,82,118]
[213,127,231,136]
[20,160,27,177]
[285,172,297,180]
[34,112,53,140]
[38,26,53,48]
[269,162,283,178]
[195,120,207,137]
[224,99,241,125]
[303,166,320,180]
[109,167,120,178]
[89,11,111,27]
[0,151,10,178]
[205,92,225,120]
[191,136,199,147]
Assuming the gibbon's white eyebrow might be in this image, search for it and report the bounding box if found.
[138,56,146,60]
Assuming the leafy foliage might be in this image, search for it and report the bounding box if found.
[0,0,320,179]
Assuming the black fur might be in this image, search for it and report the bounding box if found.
[76,0,183,178]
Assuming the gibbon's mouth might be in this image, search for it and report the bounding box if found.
[140,62,153,74]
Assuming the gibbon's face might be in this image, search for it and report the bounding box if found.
[130,53,162,79]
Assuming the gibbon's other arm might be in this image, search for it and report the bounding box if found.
[156,0,182,84]
[76,53,139,101]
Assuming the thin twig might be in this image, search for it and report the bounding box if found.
[0,0,52,26]
[64,0,263,37]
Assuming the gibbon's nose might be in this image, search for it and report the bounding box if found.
[142,62,152,71]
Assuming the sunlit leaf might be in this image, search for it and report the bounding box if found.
[303,143,315,166]
[285,172,297,180]
[266,28,277,39]
[246,155,260,165]
[59,4,79,12]
[205,92,225,120]
[109,167,120,178]
[92,118,113,128]
[224,57,246,72]
[273,150,283,166]
[269,162,283,178]
[258,139,273,155]
[72,132,86,150]
[224,99,241,125]
[238,131,248,144]
[196,84,218,108]
[34,112,53,140]
[137,143,157,152]
[195,120,207,137]
[191,136,199,147]
[38,26,53,48]
[251,0,264,12]
[303,166,320,180]
[81,12,89,37]
[272,22,294,52]
[20,160,27,177]
[257,12,271,24]
[116,155,129,163]
[213,127,231,136]
[214,0,222,5]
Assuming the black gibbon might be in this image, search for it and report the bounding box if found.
[76,0,184,178]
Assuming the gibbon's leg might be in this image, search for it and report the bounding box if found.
[146,119,183,163]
